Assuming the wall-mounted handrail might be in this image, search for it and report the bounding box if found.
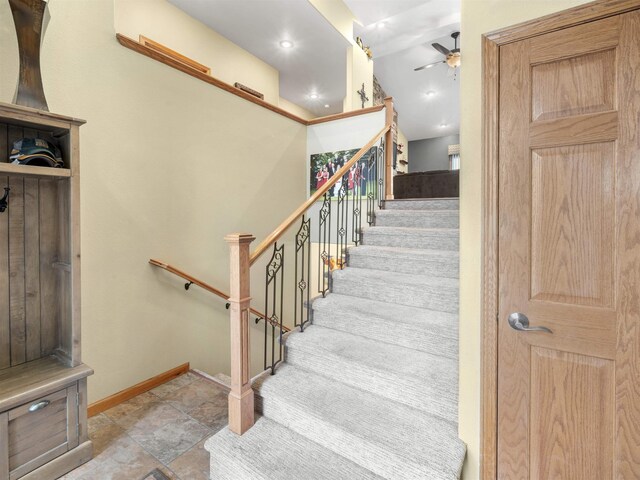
[148,258,289,332]
[250,123,391,266]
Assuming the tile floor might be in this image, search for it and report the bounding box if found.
[62,372,228,480]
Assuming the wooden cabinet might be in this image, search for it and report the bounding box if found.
[0,102,92,479]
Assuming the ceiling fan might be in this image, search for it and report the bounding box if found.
[414,32,461,72]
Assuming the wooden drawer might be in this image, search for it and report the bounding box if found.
[0,385,79,480]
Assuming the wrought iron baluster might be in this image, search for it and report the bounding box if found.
[367,146,376,226]
[264,243,284,373]
[318,193,331,297]
[378,141,385,210]
[336,179,347,270]
[294,216,311,331]
[351,156,363,246]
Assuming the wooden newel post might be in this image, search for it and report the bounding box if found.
[225,233,256,435]
[384,97,395,200]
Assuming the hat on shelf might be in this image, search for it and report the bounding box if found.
[10,138,63,168]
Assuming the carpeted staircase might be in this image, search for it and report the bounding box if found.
[205,198,466,479]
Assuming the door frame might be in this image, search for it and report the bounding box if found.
[480,1,640,478]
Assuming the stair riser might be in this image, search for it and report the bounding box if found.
[348,252,459,278]
[375,213,459,229]
[331,276,458,313]
[385,200,459,210]
[363,232,458,251]
[258,392,461,480]
[285,346,458,422]
[312,310,458,358]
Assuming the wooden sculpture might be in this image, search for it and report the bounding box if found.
[9,0,49,111]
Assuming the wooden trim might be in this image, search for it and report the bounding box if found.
[485,0,640,45]
[249,125,390,265]
[139,35,211,75]
[116,34,308,125]
[480,34,500,480]
[19,440,92,480]
[479,2,640,479]
[307,104,384,125]
[117,34,394,128]
[0,101,85,128]
[225,234,255,435]
[384,97,394,200]
[87,363,189,417]
[0,164,71,178]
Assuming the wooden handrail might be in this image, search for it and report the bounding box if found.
[249,123,390,265]
[149,258,289,331]
[307,103,385,125]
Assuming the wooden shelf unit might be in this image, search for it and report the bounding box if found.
[0,102,92,480]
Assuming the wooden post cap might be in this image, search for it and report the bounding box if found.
[224,233,256,244]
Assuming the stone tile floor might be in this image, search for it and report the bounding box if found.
[62,372,228,480]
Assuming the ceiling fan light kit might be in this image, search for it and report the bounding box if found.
[414,31,461,73]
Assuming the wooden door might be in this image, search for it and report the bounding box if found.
[498,11,640,479]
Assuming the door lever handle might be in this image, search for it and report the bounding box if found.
[508,313,552,333]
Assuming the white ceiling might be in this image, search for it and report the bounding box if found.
[168,0,459,139]
[168,0,350,116]
[345,0,461,140]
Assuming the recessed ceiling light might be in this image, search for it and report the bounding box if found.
[279,40,294,48]
[377,22,386,29]
[425,91,436,98]
[324,104,330,108]
[309,93,319,99]
[440,123,448,128]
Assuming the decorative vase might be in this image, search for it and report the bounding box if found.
[9,0,49,111]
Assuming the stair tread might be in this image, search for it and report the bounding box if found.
[376,209,459,216]
[348,244,459,259]
[205,417,384,480]
[332,265,459,286]
[384,199,459,211]
[313,293,458,333]
[312,294,458,356]
[257,364,466,479]
[286,325,458,399]
[365,225,458,234]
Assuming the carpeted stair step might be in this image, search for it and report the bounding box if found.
[284,325,458,422]
[362,226,458,251]
[348,245,459,277]
[375,209,459,228]
[311,293,458,357]
[384,199,459,210]
[331,267,458,313]
[255,364,466,480]
[205,417,384,480]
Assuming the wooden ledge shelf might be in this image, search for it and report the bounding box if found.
[0,356,93,412]
[116,34,392,127]
[0,163,71,178]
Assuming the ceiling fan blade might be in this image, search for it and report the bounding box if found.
[414,60,445,71]
[432,43,451,56]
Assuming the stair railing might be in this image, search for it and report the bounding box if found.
[227,98,395,435]
[148,259,290,332]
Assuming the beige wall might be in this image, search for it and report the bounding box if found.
[115,0,281,105]
[0,0,307,403]
[343,45,374,112]
[308,0,356,45]
[278,97,316,121]
[459,0,592,478]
